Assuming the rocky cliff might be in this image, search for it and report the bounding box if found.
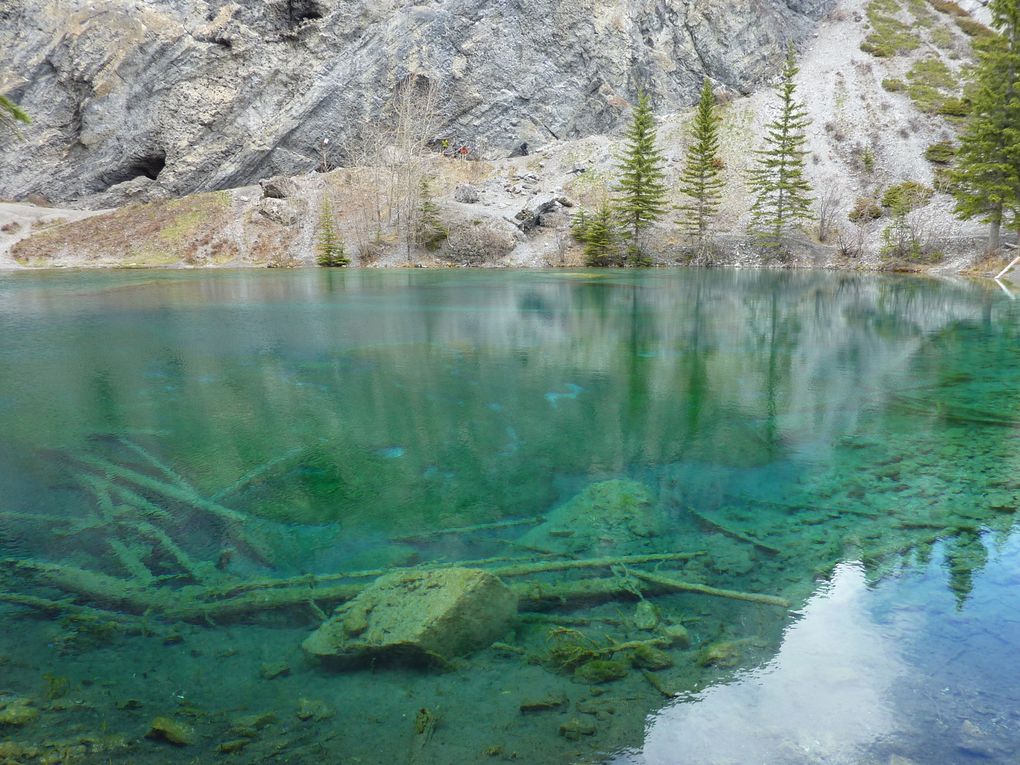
[0,0,831,207]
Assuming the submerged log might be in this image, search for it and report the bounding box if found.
[208,445,306,503]
[74,455,274,564]
[392,515,546,544]
[492,551,704,577]
[684,506,782,556]
[0,590,150,631]
[627,570,790,608]
[1,559,180,613]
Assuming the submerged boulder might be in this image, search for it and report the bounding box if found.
[518,479,661,555]
[302,567,517,667]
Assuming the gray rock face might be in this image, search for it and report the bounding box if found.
[0,0,831,207]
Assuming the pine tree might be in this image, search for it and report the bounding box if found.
[950,0,1020,252]
[747,45,813,253]
[570,209,592,243]
[616,91,668,266]
[415,176,448,251]
[316,196,349,267]
[583,201,622,267]
[677,80,725,246]
[0,94,30,136]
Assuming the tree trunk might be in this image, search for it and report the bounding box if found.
[989,218,1002,254]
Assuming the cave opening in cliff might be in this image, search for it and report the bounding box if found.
[100,151,167,190]
[287,0,323,25]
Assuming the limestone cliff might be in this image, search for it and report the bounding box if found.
[0,0,830,207]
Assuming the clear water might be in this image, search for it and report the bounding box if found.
[0,268,1018,764]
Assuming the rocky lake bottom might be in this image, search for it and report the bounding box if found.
[0,268,1018,764]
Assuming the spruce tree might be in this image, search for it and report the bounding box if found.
[583,201,621,267]
[570,209,592,243]
[616,90,668,266]
[316,197,349,267]
[415,176,448,251]
[677,80,725,246]
[747,45,813,253]
[950,0,1020,252]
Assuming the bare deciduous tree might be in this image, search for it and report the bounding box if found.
[338,74,442,263]
[815,185,842,243]
[340,75,443,263]
[836,220,867,259]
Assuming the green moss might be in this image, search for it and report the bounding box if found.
[927,0,968,16]
[862,0,921,58]
[573,659,629,684]
[882,78,907,92]
[42,673,70,700]
[882,181,934,212]
[930,25,954,49]
[906,56,960,114]
[906,0,936,27]
[937,97,970,117]
[924,141,957,164]
[955,16,993,38]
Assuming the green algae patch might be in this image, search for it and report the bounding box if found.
[11,192,236,267]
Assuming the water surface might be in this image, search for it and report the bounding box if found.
[0,269,1017,763]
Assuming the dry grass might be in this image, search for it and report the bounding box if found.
[11,192,235,266]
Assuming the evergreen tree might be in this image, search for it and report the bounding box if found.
[570,209,592,243]
[616,90,668,265]
[316,197,349,267]
[0,94,30,136]
[583,201,622,267]
[415,176,448,251]
[677,80,725,246]
[950,0,1020,252]
[747,45,813,253]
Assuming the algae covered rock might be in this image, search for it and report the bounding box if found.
[145,716,195,746]
[633,601,660,631]
[661,623,692,649]
[573,659,629,684]
[0,696,38,727]
[519,480,661,554]
[519,692,568,713]
[629,644,673,671]
[697,641,741,668]
[302,567,517,667]
[296,698,334,722]
[559,717,597,740]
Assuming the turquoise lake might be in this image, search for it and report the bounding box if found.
[0,268,1018,764]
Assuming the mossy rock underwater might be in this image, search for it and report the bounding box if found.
[302,567,517,667]
[518,479,662,555]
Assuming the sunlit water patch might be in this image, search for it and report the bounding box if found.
[0,268,1017,764]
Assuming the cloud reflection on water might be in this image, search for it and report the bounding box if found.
[619,562,910,765]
